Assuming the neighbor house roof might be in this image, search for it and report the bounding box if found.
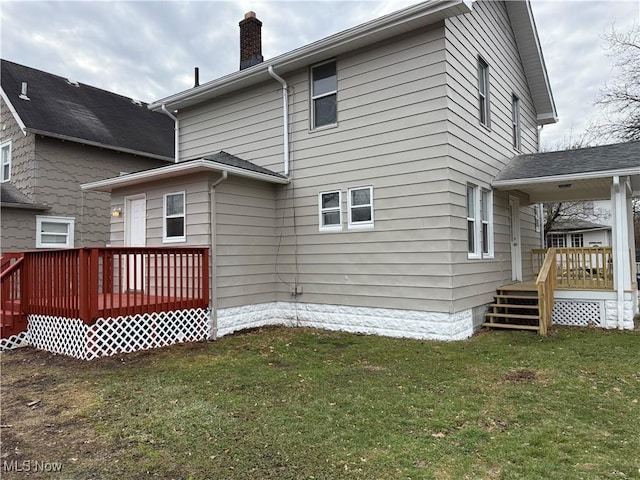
[0,182,49,210]
[0,59,174,161]
[81,151,289,193]
[548,219,611,233]
[148,1,556,125]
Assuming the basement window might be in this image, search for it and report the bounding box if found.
[36,216,75,248]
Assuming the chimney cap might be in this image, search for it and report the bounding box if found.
[244,11,256,19]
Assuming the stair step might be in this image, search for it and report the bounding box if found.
[495,294,538,300]
[485,312,540,320]
[482,322,540,331]
[489,303,539,310]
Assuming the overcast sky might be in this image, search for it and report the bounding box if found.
[1,0,638,149]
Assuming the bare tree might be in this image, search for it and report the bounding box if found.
[591,25,640,142]
[543,201,610,237]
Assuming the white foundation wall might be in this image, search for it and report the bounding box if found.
[216,302,475,341]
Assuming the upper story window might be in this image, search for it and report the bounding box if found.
[1,140,11,182]
[36,216,75,248]
[512,94,521,150]
[467,184,493,259]
[163,192,186,242]
[318,190,342,232]
[311,60,337,129]
[477,57,490,127]
[348,186,374,230]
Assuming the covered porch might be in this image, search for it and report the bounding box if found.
[488,141,639,334]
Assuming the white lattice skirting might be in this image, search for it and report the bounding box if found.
[552,300,604,327]
[28,308,211,360]
[0,331,30,351]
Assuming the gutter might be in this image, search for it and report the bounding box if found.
[160,105,179,163]
[267,66,290,177]
[209,171,228,340]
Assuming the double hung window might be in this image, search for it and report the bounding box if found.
[311,60,337,128]
[467,184,493,258]
[164,192,185,242]
[36,216,75,248]
[1,140,11,182]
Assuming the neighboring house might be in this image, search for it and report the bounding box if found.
[546,219,612,249]
[0,59,174,252]
[82,0,637,346]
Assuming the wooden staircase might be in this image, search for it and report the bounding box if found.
[483,283,542,333]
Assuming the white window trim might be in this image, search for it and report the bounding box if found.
[467,184,493,259]
[512,94,521,151]
[310,59,338,130]
[347,186,374,230]
[481,188,494,258]
[1,140,11,182]
[163,191,186,243]
[318,190,342,232]
[36,216,75,248]
[478,57,490,128]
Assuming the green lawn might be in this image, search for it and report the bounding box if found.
[2,326,640,479]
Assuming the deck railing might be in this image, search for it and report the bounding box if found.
[0,256,27,337]
[535,248,557,336]
[22,247,209,324]
[531,247,613,290]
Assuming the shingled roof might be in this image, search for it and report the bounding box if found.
[494,141,640,183]
[0,182,49,210]
[1,59,174,161]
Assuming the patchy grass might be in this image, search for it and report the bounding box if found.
[2,326,640,479]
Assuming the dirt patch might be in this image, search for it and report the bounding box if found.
[0,344,200,478]
[504,369,539,382]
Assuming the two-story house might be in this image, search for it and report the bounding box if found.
[81,0,636,348]
[0,59,174,252]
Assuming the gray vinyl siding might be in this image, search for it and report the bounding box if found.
[215,176,278,308]
[179,24,455,313]
[444,0,541,312]
[173,1,544,316]
[109,174,279,310]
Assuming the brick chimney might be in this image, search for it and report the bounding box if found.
[239,11,263,70]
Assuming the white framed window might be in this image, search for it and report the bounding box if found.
[163,192,186,242]
[36,216,75,248]
[571,233,584,247]
[533,205,541,233]
[546,234,566,248]
[1,140,11,182]
[348,186,374,230]
[478,57,490,127]
[311,60,337,129]
[512,94,521,150]
[318,190,342,232]
[467,184,493,259]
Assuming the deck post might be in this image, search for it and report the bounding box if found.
[79,249,89,322]
[88,248,100,323]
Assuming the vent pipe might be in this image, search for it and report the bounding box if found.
[19,82,30,100]
[194,67,200,88]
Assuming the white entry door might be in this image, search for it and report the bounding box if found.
[509,196,522,282]
[125,195,146,291]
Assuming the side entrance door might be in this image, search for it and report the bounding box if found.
[125,195,146,291]
[509,196,522,282]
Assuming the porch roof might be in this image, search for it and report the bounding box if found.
[81,151,289,193]
[492,141,640,202]
[0,182,50,211]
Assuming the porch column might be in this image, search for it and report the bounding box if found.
[610,176,635,328]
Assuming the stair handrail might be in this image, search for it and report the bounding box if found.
[535,247,557,335]
[0,256,24,282]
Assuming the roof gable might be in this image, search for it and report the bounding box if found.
[1,59,174,161]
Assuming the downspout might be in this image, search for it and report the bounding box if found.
[209,171,228,340]
[613,175,624,328]
[160,104,179,163]
[267,66,289,176]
